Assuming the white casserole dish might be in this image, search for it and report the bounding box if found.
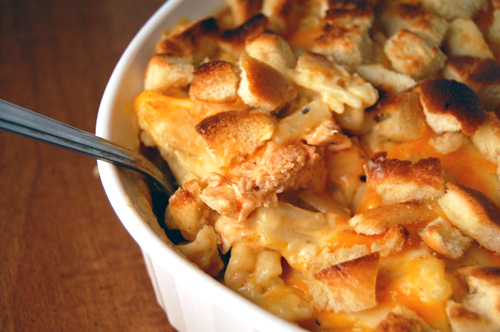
[95,0,306,331]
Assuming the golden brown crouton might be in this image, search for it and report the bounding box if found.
[443,56,500,112]
[261,0,302,35]
[420,217,472,260]
[144,54,194,93]
[195,110,275,166]
[380,1,448,47]
[370,224,409,257]
[311,23,373,67]
[356,64,417,95]
[238,54,297,112]
[417,79,486,135]
[446,301,492,332]
[219,14,269,56]
[375,305,438,332]
[439,182,500,254]
[384,29,446,80]
[245,31,297,77]
[444,18,494,60]
[156,18,219,64]
[226,0,263,26]
[349,202,437,235]
[421,0,488,20]
[367,91,426,142]
[472,112,500,165]
[364,152,445,204]
[321,0,375,27]
[176,225,225,277]
[307,247,379,313]
[189,60,240,103]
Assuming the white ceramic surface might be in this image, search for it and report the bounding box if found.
[95,1,306,331]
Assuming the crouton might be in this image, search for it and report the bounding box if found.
[311,23,374,67]
[304,119,352,147]
[292,51,378,115]
[364,152,445,204]
[176,225,225,277]
[261,0,302,35]
[321,0,375,28]
[367,91,426,142]
[439,182,500,254]
[238,54,297,112]
[356,64,417,95]
[245,31,297,77]
[384,29,446,80]
[447,266,500,331]
[195,110,275,166]
[417,79,486,135]
[380,1,448,47]
[144,55,194,93]
[370,224,409,257]
[421,0,488,20]
[349,202,437,235]
[189,60,240,103]
[429,132,469,155]
[219,14,269,56]
[306,246,379,313]
[156,18,219,64]
[226,0,263,26]
[375,305,438,332]
[166,179,214,241]
[443,56,500,112]
[472,112,500,165]
[444,18,494,60]
[420,217,472,259]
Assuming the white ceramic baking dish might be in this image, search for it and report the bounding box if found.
[95,0,307,331]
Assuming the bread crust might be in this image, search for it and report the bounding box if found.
[189,60,240,103]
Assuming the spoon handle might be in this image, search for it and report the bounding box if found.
[0,98,174,196]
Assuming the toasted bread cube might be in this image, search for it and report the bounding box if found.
[176,225,225,277]
[292,52,378,114]
[384,29,446,80]
[420,217,472,259]
[189,60,240,103]
[444,18,494,60]
[307,246,379,313]
[421,0,487,20]
[195,110,275,166]
[439,182,500,254]
[226,0,263,26]
[429,132,469,154]
[219,14,269,56]
[349,202,437,235]
[447,266,500,331]
[312,23,373,67]
[245,31,297,77]
[364,152,445,204]
[370,225,409,257]
[156,18,219,64]
[417,79,486,135]
[380,1,448,47]
[262,0,302,35]
[238,54,297,112]
[443,56,500,112]
[375,305,438,332]
[356,64,417,95]
[472,112,500,165]
[321,0,374,27]
[144,55,194,93]
[367,91,426,142]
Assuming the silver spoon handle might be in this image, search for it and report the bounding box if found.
[0,98,174,196]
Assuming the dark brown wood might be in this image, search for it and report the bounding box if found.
[0,1,176,331]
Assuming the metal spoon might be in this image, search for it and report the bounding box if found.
[0,98,175,196]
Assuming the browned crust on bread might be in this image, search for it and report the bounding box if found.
[374,312,428,332]
[417,79,486,135]
[459,266,500,287]
[227,0,263,26]
[195,110,275,164]
[323,0,374,26]
[156,18,219,63]
[446,56,500,87]
[365,151,444,202]
[238,54,297,111]
[189,60,240,103]
[219,14,269,54]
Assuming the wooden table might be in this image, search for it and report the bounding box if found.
[0,1,176,331]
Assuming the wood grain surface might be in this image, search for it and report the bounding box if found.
[0,1,177,331]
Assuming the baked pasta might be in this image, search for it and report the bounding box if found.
[133,0,500,330]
